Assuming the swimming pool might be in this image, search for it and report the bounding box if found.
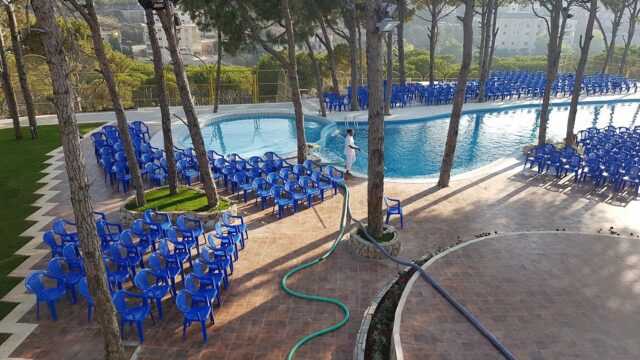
[321,101,640,179]
[175,114,333,157]
[165,102,640,180]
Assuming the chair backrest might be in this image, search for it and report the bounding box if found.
[158,238,171,255]
[192,259,207,276]
[628,165,640,179]
[284,180,300,193]
[112,291,128,313]
[132,219,145,235]
[252,177,267,190]
[25,272,46,293]
[568,155,582,168]
[119,229,134,247]
[548,150,562,162]
[292,164,305,176]
[266,173,281,185]
[108,243,126,261]
[562,146,576,158]
[52,219,72,237]
[270,185,285,199]
[43,231,60,250]
[62,243,80,261]
[184,273,198,292]
[144,162,157,175]
[325,165,337,178]
[46,257,68,278]
[383,196,391,207]
[175,290,190,313]
[299,176,312,188]
[279,168,292,179]
[176,215,189,229]
[133,269,154,290]
[310,172,323,183]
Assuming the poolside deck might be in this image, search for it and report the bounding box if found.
[1,101,640,359]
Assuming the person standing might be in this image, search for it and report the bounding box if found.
[344,128,362,179]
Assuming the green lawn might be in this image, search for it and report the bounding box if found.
[0,122,103,342]
[126,186,231,212]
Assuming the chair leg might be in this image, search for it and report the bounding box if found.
[48,300,58,321]
[88,303,93,323]
[35,301,40,320]
[385,213,390,225]
[156,298,163,320]
[182,320,187,339]
[135,321,144,343]
[201,320,208,342]
[400,214,404,229]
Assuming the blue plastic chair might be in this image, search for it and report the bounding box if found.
[222,213,248,248]
[252,178,271,209]
[523,146,543,172]
[310,172,333,202]
[148,252,181,297]
[177,159,200,186]
[542,150,563,176]
[270,185,294,219]
[62,243,83,271]
[599,161,622,189]
[303,159,323,174]
[113,290,155,343]
[103,255,130,292]
[298,176,321,207]
[620,165,640,196]
[266,172,284,187]
[46,257,84,304]
[559,155,582,182]
[25,271,66,321]
[325,166,345,194]
[201,244,232,281]
[184,273,221,308]
[96,220,122,252]
[212,222,241,261]
[162,232,193,273]
[43,230,64,259]
[145,163,167,187]
[132,219,161,252]
[175,216,204,255]
[112,163,132,193]
[193,258,226,291]
[206,235,235,275]
[134,269,171,319]
[232,172,253,203]
[109,242,142,278]
[285,180,308,211]
[52,218,78,244]
[119,229,149,265]
[78,277,93,323]
[580,158,602,184]
[176,290,213,343]
[143,210,172,236]
[384,196,404,229]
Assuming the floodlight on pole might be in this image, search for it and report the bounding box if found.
[377,2,400,33]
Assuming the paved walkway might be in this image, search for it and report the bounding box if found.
[3,100,640,359]
[398,232,640,360]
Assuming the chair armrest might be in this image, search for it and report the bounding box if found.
[62,219,77,227]
[225,214,244,224]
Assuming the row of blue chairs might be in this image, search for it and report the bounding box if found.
[331,71,638,111]
[524,126,640,196]
[30,210,249,343]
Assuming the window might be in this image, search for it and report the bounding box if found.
[524,42,528,46]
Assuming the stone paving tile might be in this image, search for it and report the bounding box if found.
[400,233,640,359]
[9,124,640,359]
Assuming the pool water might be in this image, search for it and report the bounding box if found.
[178,115,327,157]
[321,102,640,179]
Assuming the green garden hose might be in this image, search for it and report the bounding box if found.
[281,184,351,360]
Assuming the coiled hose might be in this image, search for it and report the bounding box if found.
[282,183,515,360]
[281,184,352,360]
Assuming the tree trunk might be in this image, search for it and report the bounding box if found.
[477,3,487,69]
[69,0,145,206]
[145,9,178,196]
[30,1,126,359]
[486,3,498,76]
[157,3,219,207]
[317,11,340,92]
[619,1,638,76]
[566,0,597,147]
[214,28,222,113]
[365,0,385,241]
[538,3,564,147]
[438,0,474,188]
[602,9,623,74]
[5,3,37,139]
[344,4,360,110]
[0,23,21,140]
[428,19,437,85]
[307,38,327,117]
[357,20,364,87]
[397,0,406,85]
[477,0,495,103]
[281,0,307,164]
[385,31,393,116]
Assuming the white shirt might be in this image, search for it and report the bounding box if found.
[345,135,356,156]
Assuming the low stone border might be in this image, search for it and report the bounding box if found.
[118,186,237,232]
[353,263,412,360]
[348,225,401,260]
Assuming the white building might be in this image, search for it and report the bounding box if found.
[494,3,576,54]
[142,10,204,63]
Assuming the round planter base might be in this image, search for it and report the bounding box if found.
[348,225,401,260]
